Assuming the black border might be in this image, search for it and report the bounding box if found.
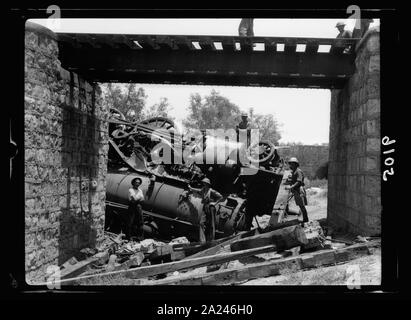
[5,3,405,308]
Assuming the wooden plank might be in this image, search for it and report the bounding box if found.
[284,39,297,54]
[264,38,277,52]
[221,38,236,52]
[138,35,160,50]
[126,244,278,279]
[155,35,178,50]
[265,218,301,232]
[56,244,278,285]
[146,240,380,286]
[329,44,345,55]
[199,37,215,51]
[184,231,249,260]
[305,40,319,54]
[170,250,186,261]
[60,251,108,279]
[230,225,307,252]
[174,36,194,50]
[172,229,257,257]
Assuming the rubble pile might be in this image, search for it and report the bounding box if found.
[56,218,380,286]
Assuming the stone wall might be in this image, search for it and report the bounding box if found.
[278,145,329,179]
[327,28,381,236]
[24,22,109,283]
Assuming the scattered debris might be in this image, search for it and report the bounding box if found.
[356,235,369,243]
[169,237,190,245]
[52,222,380,286]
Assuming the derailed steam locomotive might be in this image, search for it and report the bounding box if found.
[105,108,285,242]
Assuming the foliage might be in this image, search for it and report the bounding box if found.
[247,107,281,144]
[102,83,148,121]
[183,90,241,130]
[183,90,281,145]
[101,84,174,122]
[144,97,174,120]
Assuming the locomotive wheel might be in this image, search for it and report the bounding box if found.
[111,128,131,139]
[247,140,276,164]
[140,117,176,131]
[110,107,126,120]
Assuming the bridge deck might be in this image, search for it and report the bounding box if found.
[57,33,358,89]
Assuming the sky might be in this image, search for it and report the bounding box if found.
[30,18,380,145]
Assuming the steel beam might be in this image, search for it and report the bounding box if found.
[57,33,356,89]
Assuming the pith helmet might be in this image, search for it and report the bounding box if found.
[131,177,142,185]
[202,178,211,185]
[335,21,346,27]
[288,157,299,165]
[241,112,248,117]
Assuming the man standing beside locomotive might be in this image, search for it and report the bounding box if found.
[198,178,223,242]
[285,157,309,223]
[127,177,145,241]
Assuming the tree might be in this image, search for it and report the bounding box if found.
[102,83,148,121]
[183,90,282,145]
[144,97,174,120]
[183,90,241,131]
[249,112,281,144]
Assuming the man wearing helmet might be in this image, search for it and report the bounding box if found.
[285,157,309,223]
[335,21,352,39]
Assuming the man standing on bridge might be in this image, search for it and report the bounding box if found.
[238,18,254,37]
[335,21,352,39]
[237,112,250,130]
[285,157,309,224]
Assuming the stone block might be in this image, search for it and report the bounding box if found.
[368,55,380,73]
[366,35,380,53]
[25,31,39,49]
[362,195,373,214]
[366,138,380,153]
[366,99,380,117]
[365,215,381,229]
[365,119,379,136]
[364,175,381,196]
[365,156,379,172]
[366,74,380,96]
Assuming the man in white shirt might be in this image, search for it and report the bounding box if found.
[127,177,145,241]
